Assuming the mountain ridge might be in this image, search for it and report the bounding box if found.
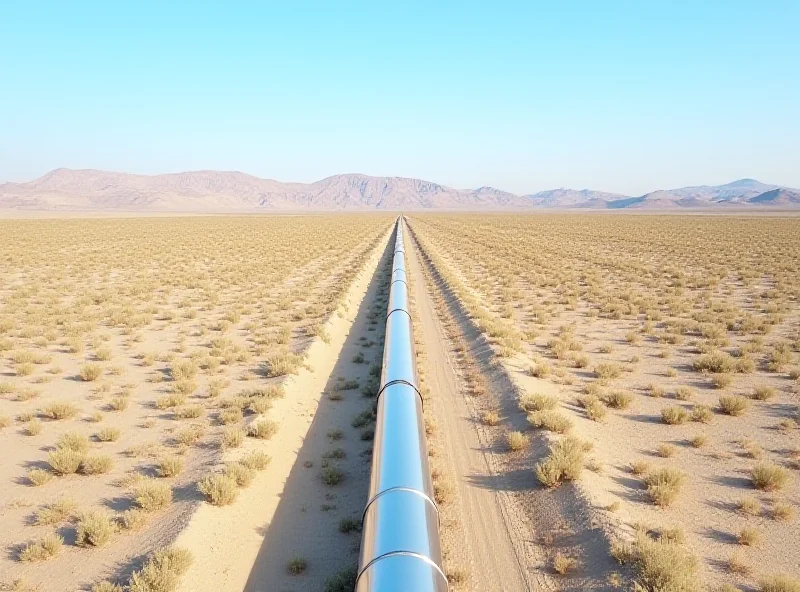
[1,168,798,211]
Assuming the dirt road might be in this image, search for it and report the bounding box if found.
[406,232,535,592]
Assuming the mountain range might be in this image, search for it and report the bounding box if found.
[1,168,798,211]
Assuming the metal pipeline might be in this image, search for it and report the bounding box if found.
[356,217,448,592]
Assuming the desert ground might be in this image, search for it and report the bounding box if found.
[406,213,800,591]
[0,215,393,591]
[1,212,798,592]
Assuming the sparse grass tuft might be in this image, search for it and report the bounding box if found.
[507,430,529,451]
[719,394,750,416]
[661,406,688,425]
[528,409,572,433]
[80,363,103,382]
[247,419,278,439]
[156,456,184,478]
[19,533,63,562]
[128,547,193,592]
[535,436,586,487]
[76,510,116,547]
[42,401,80,420]
[198,474,238,506]
[645,467,686,506]
[751,462,789,491]
[134,481,173,512]
[48,447,85,475]
[553,552,577,575]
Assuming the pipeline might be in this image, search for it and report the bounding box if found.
[356,216,448,592]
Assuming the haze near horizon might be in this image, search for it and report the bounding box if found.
[1,1,799,195]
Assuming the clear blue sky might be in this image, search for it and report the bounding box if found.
[1,1,798,195]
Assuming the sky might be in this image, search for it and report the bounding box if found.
[1,1,798,196]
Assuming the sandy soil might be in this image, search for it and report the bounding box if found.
[406,232,533,591]
[0,216,393,591]
[409,227,621,590]
[173,227,392,592]
[406,214,800,589]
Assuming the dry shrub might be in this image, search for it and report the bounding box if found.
[19,533,63,562]
[630,460,650,476]
[155,393,186,410]
[97,427,121,442]
[771,502,795,522]
[583,397,607,421]
[80,363,103,381]
[219,407,243,425]
[481,409,500,426]
[594,363,623,380]
[120,508,150,531]
[645,467,686,506]
[325,566,358,592]
[170,359,198,381]
[248,419,278,439]
[223,462,255,488]
[239,450,271,471]
[174,405,204,419]
[76,510,115,547]
[693,351,734,373]
[507,430,529,451]
[553,552,577,575]
[198,474,238,506]
[738,496,761,516]
[689,434,707,448]
[536,436,586,488]
[81,454,114,475]
[661,406,688,425]
[134,481,173,512]
[27,468,53,486]
[520,393,558,412]
[751,462,789,491]
[92,582,123,592]
[48,447,85,475]
[42,401,79,420]
[175,424,205,446]
[287,557,308,575]
[221,426,245,448]
[753,385,776,401]
[657,443,678,458]
[711,374,734,389]
[322,465,346,486]
[57,431,90,453]
[34,498,77,525]
[690,405,713,423]
[622,528,701,592]
[602,390,632,409]
[128,547,193,592]
[265,351,303,377]
[156,456,184,478]
[528,410,572,433]
[760,575,800,592]
[674,386,695,401]
[738,527,760,546]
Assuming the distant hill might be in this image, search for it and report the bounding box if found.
[1,168,798,211]
[747,188,800,205]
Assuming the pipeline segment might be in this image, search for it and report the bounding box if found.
[356,217,448,592]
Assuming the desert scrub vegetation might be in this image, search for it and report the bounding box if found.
[19,533,63,562]
[535,436,587,487]
[408,213,800,586]
[751,462,790,491]
[644,467,687,506]
[128,547,193,592]
[76,510,116,547]
[198,474,238,506]
[612,526,701,592]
